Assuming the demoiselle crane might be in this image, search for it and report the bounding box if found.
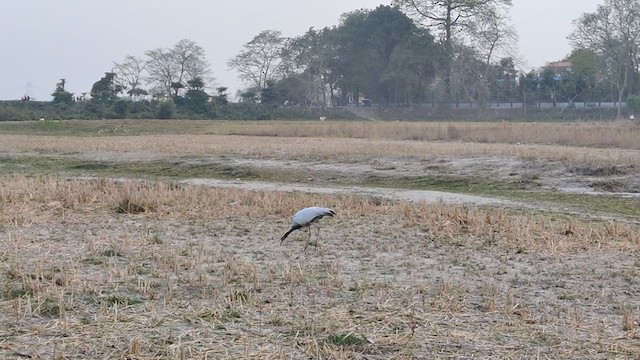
[280,207,336,250]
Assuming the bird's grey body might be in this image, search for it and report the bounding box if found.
[280,206,336,248]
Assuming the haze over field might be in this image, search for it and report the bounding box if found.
[1,0,601,101]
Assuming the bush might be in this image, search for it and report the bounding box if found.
[112,100,131,119]
[627,94,640,115]
[156,99,176,119]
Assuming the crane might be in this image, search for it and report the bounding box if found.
[280,207,336,250]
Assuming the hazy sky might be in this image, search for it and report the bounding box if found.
[0,0,603,101]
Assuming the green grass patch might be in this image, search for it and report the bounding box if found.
[101,294,142,307]
[364,174,525,195]
[0,119,288,137]
[511,191,640,219]
[326,333,368,346]
[38,297,65,317]
[0,154,267,181]
[363,174,640,219]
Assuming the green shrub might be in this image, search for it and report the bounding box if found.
[156,99,176,119]
[627,94,640,115]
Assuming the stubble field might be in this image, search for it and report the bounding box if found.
[0,119,640,359]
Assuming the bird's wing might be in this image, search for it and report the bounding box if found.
[292,207,336,225]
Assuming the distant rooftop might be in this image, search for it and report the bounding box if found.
[546,60,573,69]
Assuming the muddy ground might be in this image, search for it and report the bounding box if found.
[1,130,640,358]
[226,154,640,202]
[1,172,640,359]
[70,150,640,222]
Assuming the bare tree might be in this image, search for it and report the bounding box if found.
[570,0,640,118]
[113,55,147,99]
[171,39,211,96]
[394,0,513,101]
[227,30,289,93]
[145,47,176,98]
[462,7,518,108]
[145,39,212,98]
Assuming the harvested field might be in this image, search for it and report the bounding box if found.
[0,120,640,359]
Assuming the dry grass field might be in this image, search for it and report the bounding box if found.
[1,119,640,359]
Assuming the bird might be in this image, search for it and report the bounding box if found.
[280,207,336,250]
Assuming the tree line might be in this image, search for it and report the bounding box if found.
[7,0,640,120]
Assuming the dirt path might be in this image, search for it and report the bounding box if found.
[181,178,543,211]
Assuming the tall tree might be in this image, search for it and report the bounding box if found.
[394,0,513,101]
[386,27,440,104]
[227,30,289,94]
[145,47,174,98]
[457,6,517,109]
[51,78,73,105]
[570,0,640,118]
[113,55,148,99]
[331,5,439,106]
[287,27,338,106]
[91,72,123,103]
[145,39,211,98]
[183,77,209,114]
[542,50,604,105]
[568,48,604,102]
[171,39,211,96]
[491,57,518,103]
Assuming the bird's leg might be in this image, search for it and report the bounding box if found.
[304,226,312,251]
[315,226,321,248]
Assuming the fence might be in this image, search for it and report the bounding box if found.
[416,101,625,109]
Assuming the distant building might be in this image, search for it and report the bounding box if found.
[545,60,573,72]
[542,60,573,81]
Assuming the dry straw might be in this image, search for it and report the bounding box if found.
[1,175,640,358]
[1,120,640,166]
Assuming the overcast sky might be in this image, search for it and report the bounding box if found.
[0,0,603,101]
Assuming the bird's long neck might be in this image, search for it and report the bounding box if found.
[281,224,302,243]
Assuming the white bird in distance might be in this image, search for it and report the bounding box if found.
[280,206,336,250]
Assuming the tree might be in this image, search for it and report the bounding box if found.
[330,5,439,106]
[538,67,559,106]
[570,0,640,118]
[260,80,284,106]
[518,70,539,113]
[384,27,441,104]
[171,39,211,96]
[287,27,337,106]
[183,77,210,114]
[492,57,519,103]
[541,51,602,106]
[567,48,604,102]
[227,30,289,94]
[145,47,175,98]
[91,72,124,103]
[113,55,147,99]
[214,87,229,105]
[394,0,513,101]
[51,78,73,105]
[455,6,517,109]
[145,39,211,98]
[209,87,229,116]
[451,45,487,106]
[239,90,258,103]
[276,75,309,106]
